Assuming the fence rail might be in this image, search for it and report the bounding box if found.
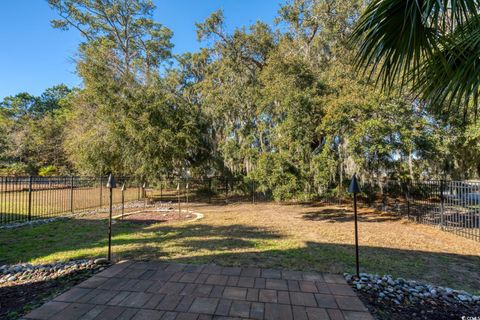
[0,176,143,225]
[145,177,480,242]
[2,175,479,242]
[357,179,480,242]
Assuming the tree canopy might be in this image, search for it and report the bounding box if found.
[1,0,479,200]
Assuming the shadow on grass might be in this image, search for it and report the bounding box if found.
[301,208,402,223]
[0,219,282,264]
[0,215,479,294]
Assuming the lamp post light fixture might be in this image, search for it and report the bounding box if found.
[348,174,362,278]
[106,174,117,262]
[121,182,126,220]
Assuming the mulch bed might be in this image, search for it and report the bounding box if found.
[0,268,99,320]
[357,290,480,320]
[116,210,195,224]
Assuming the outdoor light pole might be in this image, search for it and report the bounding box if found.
[348,174,361,278]
[106,174,117,262]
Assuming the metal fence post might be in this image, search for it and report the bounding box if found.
[160,180,163,202]
[406,182,410,220]
[186,181,189,213]
[252,180,255,204]
[225,178,228,203]
[70,176,74,213]
[28,176,33,221]
[209,179,212,203]
[99,176,103,207]
[440,180,445,230]
[143,182,146,209]
[121,183,125,219]
[177,181,181,215]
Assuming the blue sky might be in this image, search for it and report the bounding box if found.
[0,0,281,100]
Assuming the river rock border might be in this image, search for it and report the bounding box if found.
[0,259,110,285]
[345,273,480,308]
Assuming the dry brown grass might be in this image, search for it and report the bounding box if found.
[1,200,478,293]
[184,201,480,292]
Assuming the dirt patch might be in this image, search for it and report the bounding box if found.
[116,210,195,224]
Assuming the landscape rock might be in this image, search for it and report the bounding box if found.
[94,258,109,265]
[345,272,480,309]
[0,259,111,285]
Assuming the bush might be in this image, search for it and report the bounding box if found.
[38,165,59,176]
[0,163,30,176]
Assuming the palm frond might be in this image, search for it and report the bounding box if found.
[415,14,480,117]
[352,0,479,93]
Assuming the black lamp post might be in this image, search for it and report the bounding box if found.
[106,174,117,262]
[348,174,361,278]
[121,182,126,220]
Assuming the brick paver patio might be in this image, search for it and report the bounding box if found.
[24,261,373,320]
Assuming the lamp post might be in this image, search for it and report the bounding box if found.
[106,174,117,262]
[121,182,126,220]
[348,174,361,278]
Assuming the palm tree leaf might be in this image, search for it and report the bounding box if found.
[352,0,479,92]
[414,14,480,116]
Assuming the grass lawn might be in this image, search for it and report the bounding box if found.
[0,201,479,294]
[0,187,140,224]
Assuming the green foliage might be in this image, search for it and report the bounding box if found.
[250,153,302,201]
[38,165,59,176]
[0,163,30,176]
[0,85,72,174]
[3,0,480,201]
[352,0,480,115]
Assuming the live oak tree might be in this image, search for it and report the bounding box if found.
[0,86,71,174]
[49,0,207,178]
[4,0,478,195]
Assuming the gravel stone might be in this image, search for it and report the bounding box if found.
[345,272,480,308]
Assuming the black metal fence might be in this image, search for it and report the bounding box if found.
[0,176,143,225]
[2,175,479,241]
[371,179,480,242]
[144,177,480,242]
[145,178,262,204]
